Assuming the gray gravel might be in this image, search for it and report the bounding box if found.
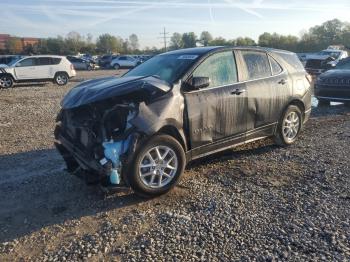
[0,70,350,261]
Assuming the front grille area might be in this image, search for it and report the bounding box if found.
[306,59,323,69]
[322,78,350,86]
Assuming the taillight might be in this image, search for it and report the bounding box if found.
[70,64,74,70]
[305,74,313,84]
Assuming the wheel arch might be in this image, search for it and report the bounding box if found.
[54,71,69,78]
[157,125,188,152]
[287,99,306,120]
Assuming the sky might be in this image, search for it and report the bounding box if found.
[1,0,350,48]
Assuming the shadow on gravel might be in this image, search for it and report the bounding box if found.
[0,149,148,243]
[187,140,277,170]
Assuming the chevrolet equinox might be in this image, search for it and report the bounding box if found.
[55,46,312,197]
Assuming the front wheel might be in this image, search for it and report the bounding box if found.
[113,64,120,70]
[274,105,303,146]
[128,135,186,198]
[0,75,14,88]
[54,73,69,86]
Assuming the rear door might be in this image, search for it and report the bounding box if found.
[237,50,290,137]
[183,50,248,154]
[36,57,53,78]
[14,58,38,79]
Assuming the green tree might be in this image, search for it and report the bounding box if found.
[170,32,183,50]
[96,34,119,53]
[182,32,197,48]
[129,34,139,51]
[200,31,213,46]
[235,37,256,46]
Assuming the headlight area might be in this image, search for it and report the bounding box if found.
[54,102,140,189]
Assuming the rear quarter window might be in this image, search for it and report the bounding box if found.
[52,58,61,65]
[269,55,283,75]
[274,52,304,72]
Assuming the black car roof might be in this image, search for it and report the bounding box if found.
[163,46,294,56]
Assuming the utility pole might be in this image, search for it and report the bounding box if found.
[159,27,170,52]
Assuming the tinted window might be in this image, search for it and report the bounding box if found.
[119,57,127,60]
[52,58,61,65]
[17,58,36,67]
[241,51,271,80]
[37,57,51,66]
[192,51,237,88]
[269,56,283,75]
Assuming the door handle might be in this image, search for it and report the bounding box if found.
[278,79,287,85]
[231,88,246,95]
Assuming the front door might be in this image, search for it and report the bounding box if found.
[14,57,38,79]
[183,50,248,156]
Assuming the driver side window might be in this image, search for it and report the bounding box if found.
[193,51,238,88]
[17,58,36,67]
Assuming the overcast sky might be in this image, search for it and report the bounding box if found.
[1,0,349,48]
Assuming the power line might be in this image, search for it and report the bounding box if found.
[158,27,170,52]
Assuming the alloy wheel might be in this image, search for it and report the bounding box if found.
[0,76,12,88]
[282,111,300,142]
[56,75,68,85]
[139,146,178,189]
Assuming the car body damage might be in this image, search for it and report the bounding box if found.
[55,75,184,188]
[55,46,311,196]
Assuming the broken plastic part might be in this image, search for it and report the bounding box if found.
[102,136,132,185]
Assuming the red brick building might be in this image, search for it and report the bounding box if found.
[0,34,40,53]
[0,34,10,50]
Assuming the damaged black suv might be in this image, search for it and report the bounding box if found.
[55,46,311,197]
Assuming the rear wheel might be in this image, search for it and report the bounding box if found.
[113,64,120,70]
[274,105,303,146]
[54,73,69,86]
[128,135,186,198]
[0,75,14,88]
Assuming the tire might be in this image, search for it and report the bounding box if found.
[113,64,120,70]
[0,75,14,88]
[318,98,330,106]
[127,135,186,198]
[274,105,303,146]
[54,72,69,86]
[87,65,92,71]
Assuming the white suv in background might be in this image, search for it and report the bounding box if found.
[0,55,76,88]
[110,56,140,69]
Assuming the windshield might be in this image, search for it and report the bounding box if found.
[318,51,341,59]
[8,57,22,66]
[124,54,199,83]
[335,59,350,70]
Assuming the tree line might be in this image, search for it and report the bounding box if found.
[4,19,350,56]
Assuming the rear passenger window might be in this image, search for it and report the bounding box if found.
[52,58,61,65]
[193,51,237,88]
[241,51,271,80]
[37,57,51,66]
[269,56,283,75]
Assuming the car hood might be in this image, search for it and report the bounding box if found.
[320,69,350,79]
[61,76,171,109]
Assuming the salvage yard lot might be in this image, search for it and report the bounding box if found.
[0,70,350,261]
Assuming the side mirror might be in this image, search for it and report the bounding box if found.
[186,76,210,91]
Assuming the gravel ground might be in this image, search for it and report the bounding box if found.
[0,70,350,261]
